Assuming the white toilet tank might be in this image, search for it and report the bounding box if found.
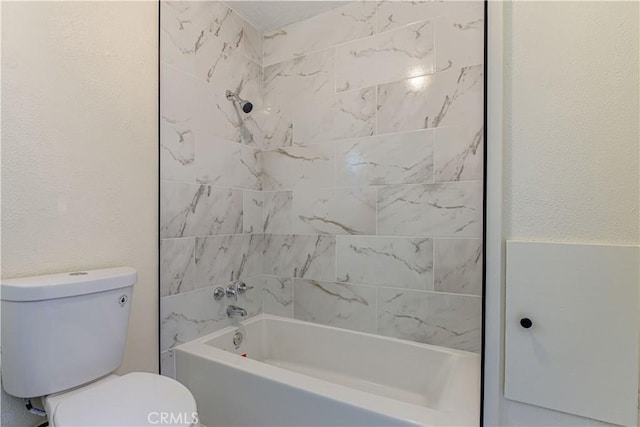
[1,267,137,398]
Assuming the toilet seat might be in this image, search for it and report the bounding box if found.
[48,372,198,427]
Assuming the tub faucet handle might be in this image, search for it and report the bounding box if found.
[237,282,254,294]
[213,287,225,301]
[225,284,237,301]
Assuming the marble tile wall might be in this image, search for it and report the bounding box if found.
[159,1,265,377]
[160,1,485,375]
[259,0,485,353]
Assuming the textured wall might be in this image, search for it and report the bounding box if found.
[1,1,158,425]
[501,1,639,425]
[259,1,485,352]
[504,1,639,246]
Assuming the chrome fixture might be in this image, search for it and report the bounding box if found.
[225,90,253,114]
[213,287,225,301]
[225,283,237,301]
[237,281,253,295]
[215,282,253,301]
[227,305,248,318]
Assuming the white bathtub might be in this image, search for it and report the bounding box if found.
[174,314,480,427]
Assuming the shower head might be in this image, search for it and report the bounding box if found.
[226,90,253,114]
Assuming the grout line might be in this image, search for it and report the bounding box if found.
[162,180,483,198]
[374,83,379,135]
[263,14,445,69]
[291,277,296,319]
[334,61,485,96]
[375,286,379,334]
[333,236,338,284]
[374,186,378,236]
[334,46,338,94]
[431,238,436,292]
[164,233,483,241]
[333,140,338,188]
[378,285,483,299]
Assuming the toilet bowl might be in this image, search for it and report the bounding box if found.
[1,267,199,427]
[44,373,198,427]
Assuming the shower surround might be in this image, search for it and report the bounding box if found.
[160,1,484,376]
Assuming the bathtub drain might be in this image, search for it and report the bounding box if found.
[233,331,243,348]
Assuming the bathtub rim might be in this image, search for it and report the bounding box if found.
[174,314,480,427]
[179,313,479,358]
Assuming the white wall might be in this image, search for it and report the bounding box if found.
[1,2,158,425]
[494,1,639,425]
[504,0,639,246]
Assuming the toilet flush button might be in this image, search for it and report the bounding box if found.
[118,295,128,306]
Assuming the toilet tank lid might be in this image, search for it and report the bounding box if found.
[1,267,137,302]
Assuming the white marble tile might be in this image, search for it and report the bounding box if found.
[263,49,334,108]
[205,1,262,63]
[243,191,263,234]
[293,87,376,145]
[161,2,262,77]
[161,121,196,182]
[294,279,376,333]
[434,125,484,182]
[239,113,265,149]
[434,238,482,295]
[263,234,335,281]
[377,1,484,33]
[160,278,261,352]
[194,34,262,98]
[263,192,293,234]
[337,21,434,92]
[262,144,335,191]
[336,130,434,186]
[160,181,243,238]
[195,135,261,190]
[235,18,263,65]
[199,81,262,148]
[161,63,201,130]
[161,4,264,145]
[160,1,207,76]
[160,350,175,379]
[377,65,484,134]
[161,238,196,297]
[377,181,482,237]
[435,13,484,72]
[160,286,229,352]
[256,105,293,150]
[262,276,294,318]
[294,187,377,235]
[161,64,261,147]
[377,288,481,352]
[195,234,263,288]
[188,42,262,147]
[171,1,262,63]
[337,236,433,290]
[263,2,376,67]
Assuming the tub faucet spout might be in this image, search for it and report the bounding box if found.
[227,305,247,318]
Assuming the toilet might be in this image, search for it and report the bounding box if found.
[1,267,198,426]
